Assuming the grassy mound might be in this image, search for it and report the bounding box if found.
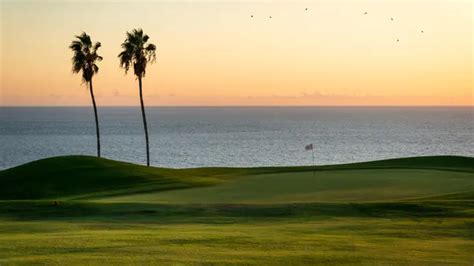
[0,155,472,201]
[0,156,227,200]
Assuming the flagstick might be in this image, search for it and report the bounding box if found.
[311,148,315,177]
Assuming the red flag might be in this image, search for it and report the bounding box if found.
[305,144,313,151]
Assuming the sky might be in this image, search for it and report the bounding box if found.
[0,0,472,106]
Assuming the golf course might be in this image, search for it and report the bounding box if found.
[0,155,473,264]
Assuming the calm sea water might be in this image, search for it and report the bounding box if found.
[0,107,472,169]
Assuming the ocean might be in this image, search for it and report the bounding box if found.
[0,107,472,169]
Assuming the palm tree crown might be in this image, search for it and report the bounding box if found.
[69,32,102,82]
[118,28,156,78]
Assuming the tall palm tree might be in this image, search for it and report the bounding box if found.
[118,28,156,166]
[69,32,103,157]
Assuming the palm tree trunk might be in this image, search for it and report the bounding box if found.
[139,77,150,166]
[89,79,101,157]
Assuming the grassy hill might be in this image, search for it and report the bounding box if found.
[0,156,245,200]
[0,155,473,264]
[0,155,473,202]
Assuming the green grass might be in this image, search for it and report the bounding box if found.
[2,155,473,202]
[101,168,474,203]
[0,156,237,200]
[0,155,473,264]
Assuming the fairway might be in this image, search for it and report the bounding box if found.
[0,155,473,264]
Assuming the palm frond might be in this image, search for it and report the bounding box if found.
[93,42,101,50]
[92,64,99,74]
[71,52,86,73]
[76,32,92,47]
[145,43,156,62]
[69,40,83,51]
[118,50,132,73]
[145,43,156,52]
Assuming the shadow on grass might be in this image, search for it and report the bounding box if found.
[0,200,472,224]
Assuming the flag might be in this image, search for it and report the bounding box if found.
[305,144,313,151]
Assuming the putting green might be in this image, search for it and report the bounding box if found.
[98,168,474,203]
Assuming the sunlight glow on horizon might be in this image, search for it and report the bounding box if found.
[0,0,472,106]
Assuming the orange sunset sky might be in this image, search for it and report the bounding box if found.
[0,0,472,106]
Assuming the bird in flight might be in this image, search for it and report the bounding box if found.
[364,11,368,15]
[391,17,394,21]
[397,39,399,42]
[421,30,424,33]
[251,15,253,18]
[269,16,272,19]
[305,8,308,11]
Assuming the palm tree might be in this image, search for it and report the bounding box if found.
[69,32,103,157]
[118,28,156,166]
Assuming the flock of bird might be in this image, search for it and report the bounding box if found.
[250,8,425,43]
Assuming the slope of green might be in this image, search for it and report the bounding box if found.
[0,156,240,200]
[102,168,474,203]
[1,155,473,202]
[317,155,474,172]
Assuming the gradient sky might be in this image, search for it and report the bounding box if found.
[1,0,472,106]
